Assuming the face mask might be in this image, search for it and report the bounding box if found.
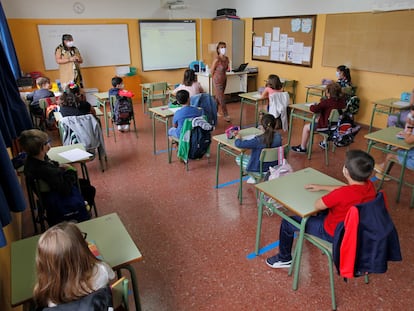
[219,48,226,55]
[66,41,74,48]
[335,71,340,78]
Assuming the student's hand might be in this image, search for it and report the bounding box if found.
[304,184,323,192]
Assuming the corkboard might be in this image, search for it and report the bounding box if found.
[323,11,414,76]
[252,15,316,67]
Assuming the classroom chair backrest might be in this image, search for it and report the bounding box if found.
[111,277,130,311]
[109,95,117,115]
[42,286,113,311]
[25,174,51,233]
[258,144,288,177]
[38,96,57,110]
[268,92,290,131]
[150,82,168,95]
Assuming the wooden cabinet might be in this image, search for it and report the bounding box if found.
[212,19,245,70]
[122,75,142,103]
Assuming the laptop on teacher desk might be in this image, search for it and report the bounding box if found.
[233,63,248,72]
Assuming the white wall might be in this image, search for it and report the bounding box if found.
[2,0,414,19]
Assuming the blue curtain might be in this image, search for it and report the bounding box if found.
[0,2,21,79]
[0,4,31,247]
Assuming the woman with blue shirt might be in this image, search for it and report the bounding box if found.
[234,114,282,184]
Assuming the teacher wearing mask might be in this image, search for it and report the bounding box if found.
[55,34,84,88]
[211,41,230,122]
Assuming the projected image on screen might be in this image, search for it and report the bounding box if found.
[139,20,197,71]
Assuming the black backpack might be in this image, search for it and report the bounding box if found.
[114,97,132,124]
[188,126,211,159]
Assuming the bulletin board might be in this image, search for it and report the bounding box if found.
[323,11,414,76]
[252,15,316,67]
[38,24,131,70]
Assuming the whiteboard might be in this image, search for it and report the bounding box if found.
[139,20,197,71]
[38,24,131,70]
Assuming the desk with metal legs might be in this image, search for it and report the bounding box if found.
[213,127,262,204]
[11,213,143,310]
[148,105,175,155]
[255,168,344,290]
[368,98,410,133]
[238,92,267,128]
[287,103,317,159]
[365,126,413,202]
[93,92,110,137]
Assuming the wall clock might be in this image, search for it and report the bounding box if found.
[73,2,85,14]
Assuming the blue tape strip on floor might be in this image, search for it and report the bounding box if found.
[155,147,176,155]
[215,176,249,188]
[246,240,280,259]
[246,233,297,260]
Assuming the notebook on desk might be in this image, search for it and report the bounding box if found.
[233,63,248,72]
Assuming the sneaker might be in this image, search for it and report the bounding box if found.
[291,145,307,154]
[319,141,327,150]
[266,254,292,269]
[246,176,256,184]
[375,172,391,182]
[374,164,384,174]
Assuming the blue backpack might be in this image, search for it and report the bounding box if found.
[188,126,211,159]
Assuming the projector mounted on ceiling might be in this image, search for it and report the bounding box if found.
[160,0,187,10]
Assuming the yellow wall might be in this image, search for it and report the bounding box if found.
[8,15,414,127]
[244,15,414,127]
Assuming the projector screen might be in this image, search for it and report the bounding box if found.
[139,20,197,71]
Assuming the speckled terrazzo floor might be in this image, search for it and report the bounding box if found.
[22,100,413,311]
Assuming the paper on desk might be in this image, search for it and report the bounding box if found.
[168,107,182,113]
[252,93,262,99]
[58,148,93,162]
[393,101,410,108]
[242,134,258,140]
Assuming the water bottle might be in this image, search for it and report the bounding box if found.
[56,79,62,92]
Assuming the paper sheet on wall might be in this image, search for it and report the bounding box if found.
[279,34,288,51]
[261,46,270,56]
[301,18,313,33]
[272,27,280,41]
[302,46,312,62]
[253,46,262,56]
[291,18,302,32]
[254,36,263,47]
[264,33,272,46]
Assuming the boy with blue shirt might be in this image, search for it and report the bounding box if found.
[168,90,202,138]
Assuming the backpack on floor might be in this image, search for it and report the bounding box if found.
[188,126,212,159]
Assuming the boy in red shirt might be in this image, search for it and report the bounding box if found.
[266,149,376,268]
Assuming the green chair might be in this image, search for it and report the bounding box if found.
[282,79,298,105]
[238,145,287,200]
[377,157,414,208]
[144,82,169,116]
[37,96,57,130]
[111,276,130,311]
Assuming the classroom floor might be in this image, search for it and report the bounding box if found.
[22,99,413,311]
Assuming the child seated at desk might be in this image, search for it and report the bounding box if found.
[109,76,124,97]
[172,69,204,97]
[234,114,282,184]
[259,74,283,100]
[33,222,115,308]
[266,149,376,268]
[291,82,346,153]
[168,90,202,138]
[26,76,55,117]
[336,65,352,88]
[375,105,414,180]
[18,129,94,226]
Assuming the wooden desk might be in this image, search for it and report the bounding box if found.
[287,103,317,159]
[305,84,326,102]
[148,105,175,155]
[213,127,263,204]
[11,213,143,310]
[196,72,248,96]
[365,126,413,202]
[93,92,110,137]
[255,168,344,290]
[368,98,410,133]
[238,91,267,128]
